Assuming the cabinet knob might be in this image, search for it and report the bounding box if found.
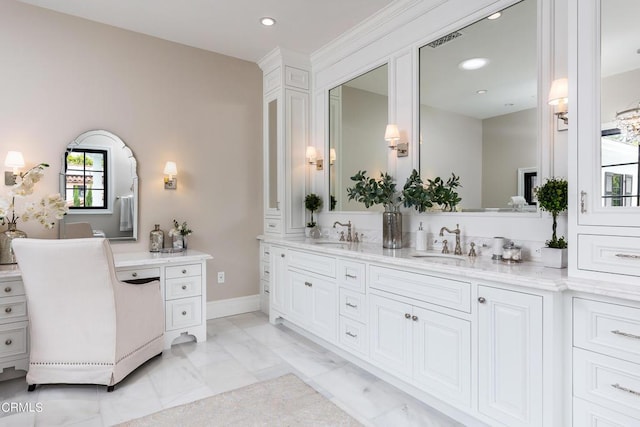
[132,272,138,277]
[478,297,486,304]
[182,311,187,316]
[5,307,12,313]
[412,315,418,321]
[304,281,312,287]
[182,269,187,274]
[5,339,11,346]
[181,285,187,290]
[404,313,411,319]
[281,254,285,258]
[4,287,11,293]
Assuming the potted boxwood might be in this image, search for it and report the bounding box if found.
[304,193,322,238]
[536,177,568,268]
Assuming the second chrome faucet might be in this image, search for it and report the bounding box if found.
[333,220,359,243]
[439,224,462,255]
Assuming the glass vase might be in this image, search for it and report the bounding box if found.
[382,210,402,249]
[0,223,27,265]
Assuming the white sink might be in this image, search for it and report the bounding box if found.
[411,253,467,261]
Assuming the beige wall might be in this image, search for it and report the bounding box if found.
[0,0,263,301]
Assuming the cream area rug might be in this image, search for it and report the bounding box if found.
[118,374,362,426]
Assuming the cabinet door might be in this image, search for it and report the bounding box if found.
[413,306,471,407]
[369,294,412,379]
[478,286,543,427]
[309,276,337,343]
[287,270,312,327]
[270,246,287,314]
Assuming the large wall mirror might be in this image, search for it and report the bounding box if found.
[329,64,388,212]
[599,0,640,208]
[419,0,538,211]
[59,130,138,240]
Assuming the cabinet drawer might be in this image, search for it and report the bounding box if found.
[166,297,202,331]
[288,250,336,278]
[369,265,471,313]
[0,281,24,297]
[578,234,640,277]
[260,261,271,281]
[339,288,366,323]
[574,298,640,364]
[574,348,640,420]
[574,397,640,427]
[264,218,282,234]
[339,317,368,356]
[337,260,365,293]
[116,267,161,282]
[166,264,201,279]
[0,296,27,321]
[261,243,271,261]
[284,66,309,90]
[0,321,28,360]
[261,278,270,295]
[166,276,201,300]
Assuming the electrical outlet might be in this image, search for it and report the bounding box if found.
[217,272,225,283]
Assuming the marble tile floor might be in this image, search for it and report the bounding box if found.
[0,312,464,427]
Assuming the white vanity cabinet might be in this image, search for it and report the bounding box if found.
[477,285,543,427]
[0,277,28,374]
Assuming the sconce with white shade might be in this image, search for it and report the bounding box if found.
[305,146,323,171]
[384,124,408,157]
[548,78,568,128]
[163,161,177,190]
[4,151,25,185]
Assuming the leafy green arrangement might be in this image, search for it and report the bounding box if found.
[304,193,322,227]
[535,177,568,249]
[347,169,462,213]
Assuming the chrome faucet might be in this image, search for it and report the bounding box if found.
[333,221,352,242]
[439,224,462,255]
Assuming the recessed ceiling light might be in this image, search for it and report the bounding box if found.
[487,12,502,20]
[260,17,276,27]
[458,58,489,71]
[476,89,488,94]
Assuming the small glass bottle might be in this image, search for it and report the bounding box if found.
[149,224,164,252]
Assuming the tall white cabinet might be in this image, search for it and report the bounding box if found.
[258,48,310,238]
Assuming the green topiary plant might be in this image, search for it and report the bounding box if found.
[402,169,433,213]
[536,177,568,249]
[346,170,399,211]
[304,193,322,227]
[424,173,462,212]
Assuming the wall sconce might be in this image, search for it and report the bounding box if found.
[4,151,25,185]
[384,124,408,157]
[163,161,177,190]
[306,146,323,171]
[548,78,568,128]
[329,148,336,165]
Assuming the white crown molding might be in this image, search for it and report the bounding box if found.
[258,46,311,72]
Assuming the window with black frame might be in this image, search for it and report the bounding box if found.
[601,128,639,207]
[64,149,108,209]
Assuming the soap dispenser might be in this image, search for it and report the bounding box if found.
[415,222,427,251]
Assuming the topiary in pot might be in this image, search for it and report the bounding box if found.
[536,177,568,268]
[304,193,322,227]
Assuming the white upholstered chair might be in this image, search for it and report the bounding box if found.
[12,238,164,392]
[63,222,94,239]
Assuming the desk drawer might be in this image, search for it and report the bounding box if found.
[578,234,640,277]
[574,348,640,420]
[0,296,26,321]
[339,288,366,323]
[166,297,202,331]
[338,260,365,293]
[369,265,471,313]
[166,264,201,279]
[574,298,640,364]
[288,250,336,278]
[1,281,24,297]
[166,276,201,300]
[0,321,28,360]
[117,267,161,282]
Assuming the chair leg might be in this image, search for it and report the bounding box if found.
[107,385,115,392]
[27,384,36,392]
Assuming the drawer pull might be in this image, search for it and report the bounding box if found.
[346,302,358,308]
[580,191,587,214]
[4,287,11,293]
[5,339,11,346]
[612,383,640,397]
[611,330,640,340]
[345,274,357,279]
[181,285,187,290]
[182,269,187,274]
[268,224,276,228]
[345,331,357,338]
[5,307,12,314]
[265,251,270,255]
[264,289,270,294]
[412,315,419,322]
[304,281,312,287]
[132,272,138,277]
[264,270,270,275]
[404,313,411,319]
[615,253,640,260]
[182,311,187,316]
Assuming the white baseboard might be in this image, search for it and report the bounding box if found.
[206,294,261,319]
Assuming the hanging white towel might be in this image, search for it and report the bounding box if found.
[119,196,133,231]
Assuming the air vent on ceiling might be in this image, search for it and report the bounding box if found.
[426,31,462,48]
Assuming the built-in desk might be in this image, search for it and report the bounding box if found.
[0,249,212,376]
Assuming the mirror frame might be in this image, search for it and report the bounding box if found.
[59,130,138,241]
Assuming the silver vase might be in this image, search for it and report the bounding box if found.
[0,223,27,265]
[382,211,402,249]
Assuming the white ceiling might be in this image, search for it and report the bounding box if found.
[17,0,394,63]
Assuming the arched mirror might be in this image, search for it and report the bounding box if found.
[419,0,538,211]
[59,130,138,240]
